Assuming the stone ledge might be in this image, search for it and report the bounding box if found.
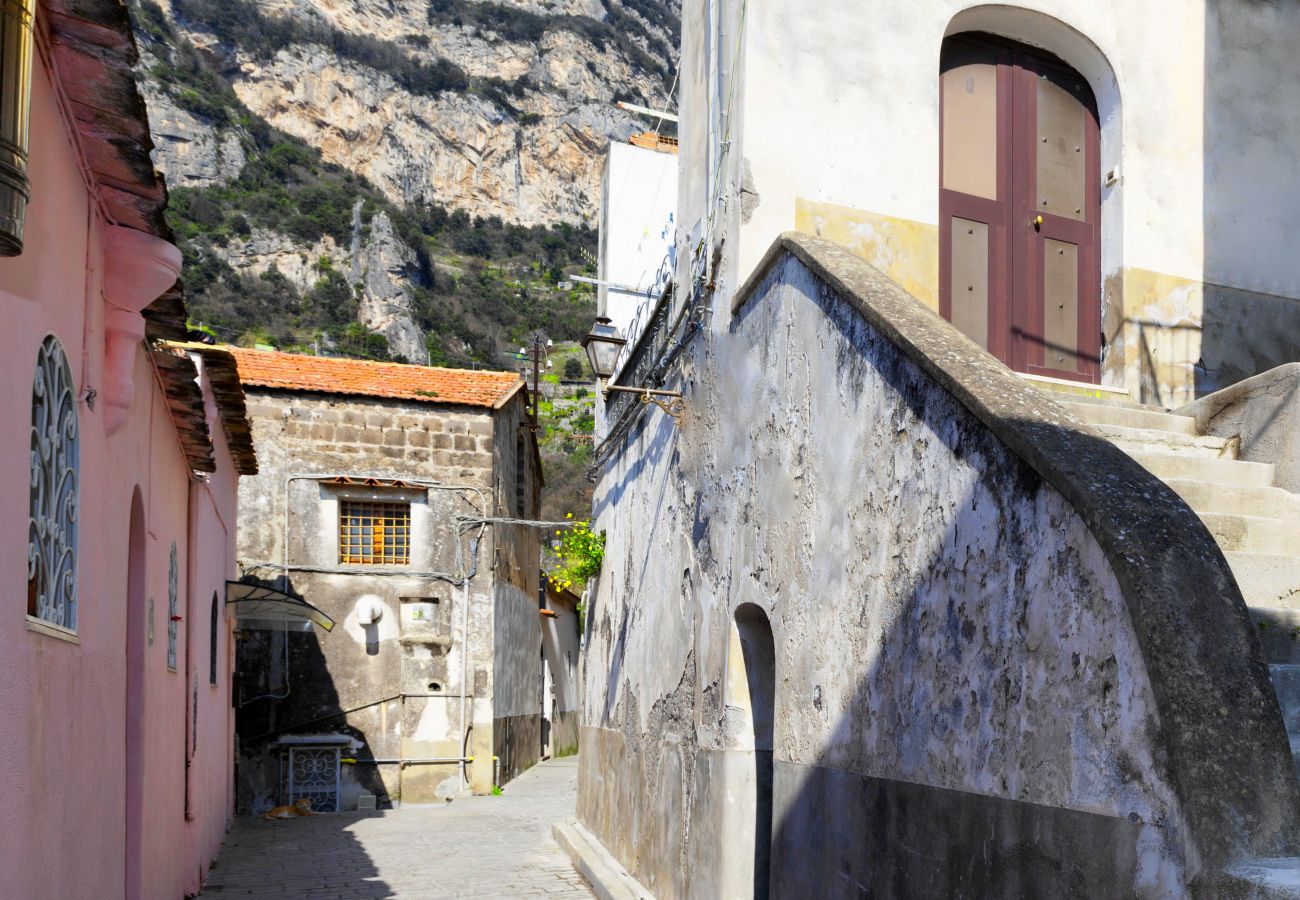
[552,820,655,900]
[732,232,1300,868]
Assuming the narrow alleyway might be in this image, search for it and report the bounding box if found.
[196,758,592,899]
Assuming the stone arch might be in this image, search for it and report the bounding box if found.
[725,603,776,899]
[945,5,1125,385]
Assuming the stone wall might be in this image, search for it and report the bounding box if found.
[578,235,1298,896]
[235,388,539,806]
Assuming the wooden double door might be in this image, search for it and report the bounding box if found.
[940,33,1101,382]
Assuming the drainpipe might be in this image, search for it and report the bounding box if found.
[184,478,199,821]
[459,569,472,789]
[458,532,483,790]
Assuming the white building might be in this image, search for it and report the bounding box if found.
[568,1,1300,897]
[597,135,678,340]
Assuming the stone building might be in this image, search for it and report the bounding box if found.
[566,1,1300,896]
[227,349,546,808]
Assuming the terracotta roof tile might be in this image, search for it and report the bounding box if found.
[226,348,523,409]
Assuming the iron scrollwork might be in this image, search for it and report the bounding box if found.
[27,336,79,629]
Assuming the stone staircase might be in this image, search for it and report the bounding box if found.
[1060,394,1300,896]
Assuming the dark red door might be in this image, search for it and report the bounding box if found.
[940,34,1101,382]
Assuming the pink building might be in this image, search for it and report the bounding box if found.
[0,2,257,898]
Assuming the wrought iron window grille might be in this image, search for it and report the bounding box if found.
[27,335,79,631]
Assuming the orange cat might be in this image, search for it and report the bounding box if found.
[263,797,316,820]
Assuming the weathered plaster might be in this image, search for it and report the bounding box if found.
[794,197,940,311]
[578,235,1299,897]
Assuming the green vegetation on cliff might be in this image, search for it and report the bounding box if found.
[134,0,599,365]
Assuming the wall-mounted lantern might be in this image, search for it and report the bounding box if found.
[580,316,626,380]
[581,316,685,426]
[0,0,36,256]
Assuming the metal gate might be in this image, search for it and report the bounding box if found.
[287,746,341,812]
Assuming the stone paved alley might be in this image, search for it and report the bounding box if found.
[197,758,592,899]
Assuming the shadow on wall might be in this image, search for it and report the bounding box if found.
[197,810,392,897]
[1197,2,1300,398]
[234,577,391,815]
[760,417,1287,897]
[589,409,681,722]
[715,252,1298,896]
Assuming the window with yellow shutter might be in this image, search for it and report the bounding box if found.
[338,500,411,565]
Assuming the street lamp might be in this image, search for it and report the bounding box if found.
[581,316,685,426]
[580,316,626,380]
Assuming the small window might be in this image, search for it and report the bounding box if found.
[339,500,410,565]
[209,592,219,685]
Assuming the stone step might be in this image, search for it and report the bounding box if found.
[1165,480,1300,520]
[1201,513,1300,556]
[1097,423,1238,459]
[1124,451,1275,488]
[1227,553,1300,609]
[1059,400,1198,435]
[1215,857,1300,898]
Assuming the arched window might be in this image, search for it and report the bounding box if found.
[209,592,219,685]
[27,336,79,631]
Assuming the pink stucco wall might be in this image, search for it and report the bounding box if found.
[0,47,239,899]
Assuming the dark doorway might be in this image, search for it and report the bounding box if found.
[735,604,775,899]
[940,32,1101,382]
[124,488,147,900]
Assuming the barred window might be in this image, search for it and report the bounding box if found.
[339,500,410,565]
[28,335,79,632]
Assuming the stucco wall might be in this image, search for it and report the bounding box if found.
[678,0,1300,407]
[578,237,1296,896]
[235,389,539,802]
[0,53,240,900]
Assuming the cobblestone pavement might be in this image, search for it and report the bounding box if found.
[197,757,592,899]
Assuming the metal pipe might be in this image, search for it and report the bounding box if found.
[0,0,35,256]
[459,575,472,788]
[603,385,683,399]
[342,757,474,767]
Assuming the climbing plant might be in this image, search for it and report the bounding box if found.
[546,516,604,593]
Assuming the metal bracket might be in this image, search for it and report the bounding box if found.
[604,384,686,427]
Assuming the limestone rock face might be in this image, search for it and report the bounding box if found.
[218,209,427,363]
[223,228,341,292]
[135,0,678,351]
[152,0,675,226]
[353,210,427,364]
[138,71,246,187]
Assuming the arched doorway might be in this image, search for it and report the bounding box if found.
[730,604,775,899]
[124,489,146,900]
[940,32,1101,382]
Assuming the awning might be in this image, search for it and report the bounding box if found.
[226,581,335,632]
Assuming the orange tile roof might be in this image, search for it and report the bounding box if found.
[226,348,523,409]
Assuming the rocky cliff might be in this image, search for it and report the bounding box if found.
[131,0,679,365]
